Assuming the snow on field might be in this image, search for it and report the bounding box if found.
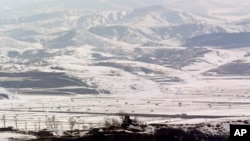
[0,43,250,133]
[1,75,250,131]
[0,132,37,141]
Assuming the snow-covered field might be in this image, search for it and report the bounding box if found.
[0,132,36,141]
[1,78,250,131]
[1,43,250,131]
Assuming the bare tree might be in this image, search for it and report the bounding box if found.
[103,117,121,128]
[46,115,58,129]
[45,115,48,129]
[47,117,52,129]
[60,122,63,131]
[76,117,83,130]
[38,118,41,131]
[118,110,127,121]
[25,121,27,132]
[68,117,77,131]
[2,115,6,128]
[51,115,58,129]
[14,114,18,129]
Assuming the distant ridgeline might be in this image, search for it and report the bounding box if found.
[185,32,250,48]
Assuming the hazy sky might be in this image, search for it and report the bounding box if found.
[0,0,250,18]
[0,0,163,10]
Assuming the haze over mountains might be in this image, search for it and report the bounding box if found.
[1,0,250,18]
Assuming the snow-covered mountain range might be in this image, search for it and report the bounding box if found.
[0,5,250,96]
[1,5,249,46]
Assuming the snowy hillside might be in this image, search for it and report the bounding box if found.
[0,87,15,100]
[0,5,250,95]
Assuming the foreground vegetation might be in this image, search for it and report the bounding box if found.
[0,114,230,141]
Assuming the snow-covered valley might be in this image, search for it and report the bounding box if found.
[1,5,250,139]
